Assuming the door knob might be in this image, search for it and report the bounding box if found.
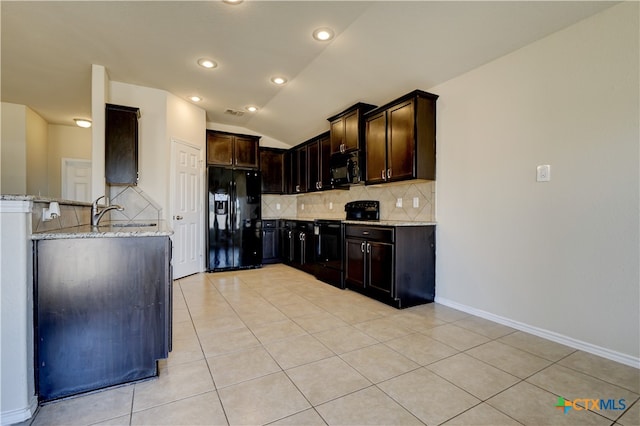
[174,215,183,220]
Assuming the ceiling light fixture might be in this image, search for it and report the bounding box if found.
[312,27,334,42]
[222,0,243,4]
[197,58,217,69]
[270,76,288,85]
[74,118,92,128]
[189,96,202,102]
[245,105,259,113]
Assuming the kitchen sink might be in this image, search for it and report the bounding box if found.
[111,222,157,228]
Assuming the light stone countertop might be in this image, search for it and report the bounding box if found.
[30,221,173,240]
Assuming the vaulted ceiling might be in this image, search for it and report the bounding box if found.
[1,1,616,146]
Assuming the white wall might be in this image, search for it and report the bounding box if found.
[91,64,109,200]
[25,108,48,197]
[434,2,639,363]
[47,125,92,199]
[1,103,28,194]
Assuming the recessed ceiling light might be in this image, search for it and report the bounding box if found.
[270,76,288,85]
[197,58,217,69]
[223,0,243,4]
[245,105,259,112]
[74,118,92,128]
[312,27,334,42]
[189,96,202,102]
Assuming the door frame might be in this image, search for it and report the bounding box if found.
[170,138,205,275]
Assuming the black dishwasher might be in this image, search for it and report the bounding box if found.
[314,219,344,288]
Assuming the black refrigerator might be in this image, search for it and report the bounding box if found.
[208,167,262,271]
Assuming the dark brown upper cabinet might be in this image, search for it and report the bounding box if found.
[105,103,140,185]
[306,131,331,192]
[327,103,376,155]
[207,130,260,169]
[259,148,286,194]
[364,90,438,185]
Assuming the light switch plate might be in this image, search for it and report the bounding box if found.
[413,197,419,208]
[396,198,403,208]
[537,165,551,182]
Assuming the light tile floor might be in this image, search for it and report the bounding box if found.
[26,265,640,426]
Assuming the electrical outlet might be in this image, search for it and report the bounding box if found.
[329,202,333,210]
[537,165,551,182]
[413,197,419,208]
[396,198,402,208]
[276,203,281,210]
[301,203,305,210]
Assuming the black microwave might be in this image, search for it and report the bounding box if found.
[330,151,361,186]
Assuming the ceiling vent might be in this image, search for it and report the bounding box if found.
[224,108,245,117]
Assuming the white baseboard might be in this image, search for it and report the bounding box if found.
[435,296,640,369]
[1,395,37,426]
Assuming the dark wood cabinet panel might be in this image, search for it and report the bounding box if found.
[328,103,376,155]
[364,90,438,185]
[388,100,415,181]
[105,104,140,185]
[344,224,435,308]
[207,130,259,169]
[293,145,308,193]
[259,148,285,193]
[34,236,172,402]
[262,220,280,263]
[344,238,367,289]
[235,135,259,168]
[365,111,388,184]
[207,131,233,166]
[304,131,331,192]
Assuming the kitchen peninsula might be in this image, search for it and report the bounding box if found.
[1,195,173,406]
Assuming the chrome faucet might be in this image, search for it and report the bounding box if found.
[91,196,124,227]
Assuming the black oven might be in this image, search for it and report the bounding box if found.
[314,219,344,288]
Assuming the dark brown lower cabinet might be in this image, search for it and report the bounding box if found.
[344,224,435,308]
[34,236,172,402]
[262,220,280,264]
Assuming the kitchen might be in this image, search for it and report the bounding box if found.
[1,1,639,424]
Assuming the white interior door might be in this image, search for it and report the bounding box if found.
[62,158,92,202]
[171,140,203,278]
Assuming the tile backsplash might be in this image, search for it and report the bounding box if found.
[262,180,435,222]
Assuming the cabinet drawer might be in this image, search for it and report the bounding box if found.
[263,220,278,228]
[345,225,394,243]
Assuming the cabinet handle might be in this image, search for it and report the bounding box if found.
[362,231,369,235]
[361,242,365,253]
[340,144,346,153]
[387,168,392,179]
[366,243,371,253]
[318,182,322,189]
[296,185,300,192]
[381,169,385,180]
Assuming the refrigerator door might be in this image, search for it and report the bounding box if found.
[208,167,236,270]
[234,170,262,268]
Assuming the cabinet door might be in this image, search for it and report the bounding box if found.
[365,111,387,184]
[343,110,360,151]
[207,132,234,166]
[344,238,366,289]
[260,149,284,193]
[330,118,345,154]
[319,134,332,189]
[387,100,415,181]
[262,228,278,261]
[105,104,139,185]
[307,140,320,191]
[367,241,394,295]
[294,146,308,193]
[234,136,259,168]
